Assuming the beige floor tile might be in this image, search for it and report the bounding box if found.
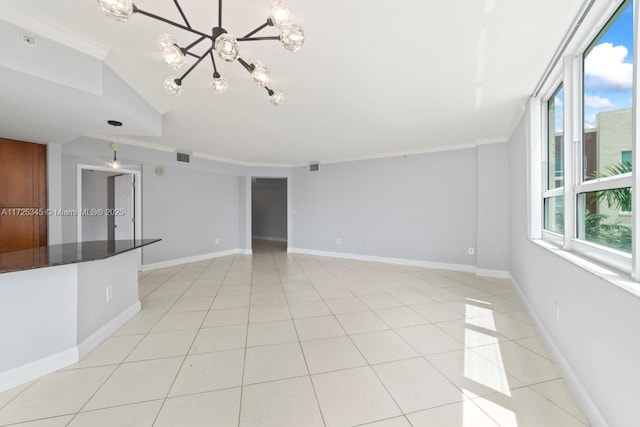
[435,319,508,348]
[0,381,34,409]
[284,289,322,303]
[113,312,163,336]
[531,379,589,424]
[427,349,524,397]
[125,330,196,362]
[155,387,241,427]
[4,415,74,426]
[374,306,430,329]
[324,297,369,314]
[358,294,404,310]
[301,336,367,374]
[336,311,390,335]
[317,288,354,300]
[168,297,214,313]
[407,399,499,426]
[143,289,184,302]
[243,342,308,384]
[240,377,324,427]
[472,342,561,385]
[472,387,587,427]
[410,303,464,322]
[247,320,298,346]
[373,357,463,413]
[182,287,219,298]
[211,294,251,309]
[288,301,332,318]
[395,324,465,355]
[69,400,162,427]
[351,330,418,364]
[249,304,291,323]
[391,291,434,305]
[250,292,287,307]
[312,366,401,427]
[506,310,535,325]
[190,324,247,353]
[513,336,552,359]
[360,416,412,426]
[84,358,181,410]
[0,366,115,425]
[294,316,346,341]
[202,307,249,327]
[151,311,207,332]
[169,349,244,396]
[468,314,538,340]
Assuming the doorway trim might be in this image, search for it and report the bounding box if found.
[77,164,142,268]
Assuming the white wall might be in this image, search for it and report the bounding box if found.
[508,114,640,427]
[477,143,510,272]
[291,150,480,267]
[252,179,287,241]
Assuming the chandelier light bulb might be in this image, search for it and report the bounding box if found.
[161,45,185,69]
[157,33,177,50]
[269,1,291,28]
[249,59,271,86]
[97,0,133,21]
[210,73,229,94]
[268,89,284,106]
[109,159,121,169]
[164,77,183,96]
[215,33,239,62]
[280,24,305,52]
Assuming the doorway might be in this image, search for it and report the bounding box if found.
[77,164,142,266]
[251,178,287,253]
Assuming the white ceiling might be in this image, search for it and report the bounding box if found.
[0,0,584,166]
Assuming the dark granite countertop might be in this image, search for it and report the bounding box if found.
[0,239,160,273]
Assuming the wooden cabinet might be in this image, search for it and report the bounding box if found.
[0,138,47,253]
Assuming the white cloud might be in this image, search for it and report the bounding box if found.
[584,42,633,89]
[584,114,597,129]
[584,95,613,108]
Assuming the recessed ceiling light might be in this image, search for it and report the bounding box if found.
[21,34,37,47]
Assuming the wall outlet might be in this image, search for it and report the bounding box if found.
[337,238,342,245]
[215,238,220,245]
[468,247,474,255]
[555,301,560,322]
[106,286,113,302]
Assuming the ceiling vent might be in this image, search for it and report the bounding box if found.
[309,163,319,172]
[176,152,190,163]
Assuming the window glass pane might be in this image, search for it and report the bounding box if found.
[583,0,633,181]
[577,188,632,252]
[544,196,564,234]
[548,85,564,189]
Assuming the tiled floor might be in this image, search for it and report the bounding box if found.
[0,240,590,426]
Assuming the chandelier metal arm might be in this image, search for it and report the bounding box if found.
[237,57,254,73]
[237,36,280,42]
[209,51,219,74]
[178,47,214,82]
[133,4,211,39]
[218,0,223,28]
[185,51,200,59]
[184,36,207,52]
[242,21,271,39]
[172,0,191,28]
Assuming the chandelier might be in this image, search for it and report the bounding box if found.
[96,0,305,105]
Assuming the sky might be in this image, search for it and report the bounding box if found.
[554,0,634,131]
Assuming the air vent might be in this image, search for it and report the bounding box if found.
[309,163,319,172]
[176,152,190,163]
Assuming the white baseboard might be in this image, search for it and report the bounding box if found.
[252,236,288,243]
[142,249,242,271]
[77,301,141,359]
[239,249,252,255]
[0,347,78,393]
[509,274,607,427]
[476,268,511,279]
[288,247,477,273]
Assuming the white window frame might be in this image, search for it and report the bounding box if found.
[530,0,639,278]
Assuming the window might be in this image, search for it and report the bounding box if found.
[535,0,636,272]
